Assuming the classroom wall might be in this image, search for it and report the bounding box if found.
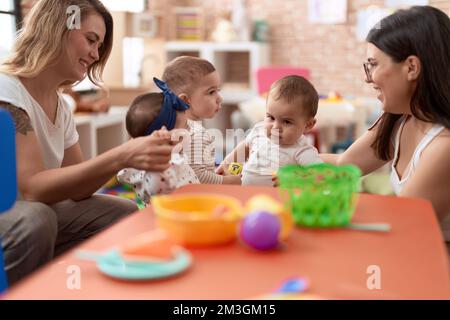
[151,0,450,98]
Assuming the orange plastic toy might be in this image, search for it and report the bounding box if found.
[152,193,243,246]
[121,230,178,261]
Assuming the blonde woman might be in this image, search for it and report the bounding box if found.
[0,0,173,285]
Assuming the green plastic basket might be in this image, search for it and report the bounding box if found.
[278,163,361,228]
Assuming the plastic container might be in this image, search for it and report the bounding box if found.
[152,194,243,246]
[278,163,361,228]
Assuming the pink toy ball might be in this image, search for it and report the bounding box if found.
[240,211,281,250]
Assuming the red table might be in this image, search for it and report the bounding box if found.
[4,185,450,299]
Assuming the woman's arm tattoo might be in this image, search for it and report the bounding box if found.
[0,101,34,135]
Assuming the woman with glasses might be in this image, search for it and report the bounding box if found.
[322,6,450,244]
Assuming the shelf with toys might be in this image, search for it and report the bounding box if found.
[164,41,270,104]
[74,106,129,160]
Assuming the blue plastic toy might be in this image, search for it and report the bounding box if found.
[0,109,17,212]
[275,277,309,293]
[0,109,17,292]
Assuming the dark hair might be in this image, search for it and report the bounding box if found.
[162,56,216,94]
[367,6,450,160]
[126,93,164,138]
[270,75,319,118]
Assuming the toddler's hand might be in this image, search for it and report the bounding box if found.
[215,162,227,175]
[223,174,242,185]
[272,173,279,187]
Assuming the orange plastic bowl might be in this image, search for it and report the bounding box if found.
[152,194,243,246]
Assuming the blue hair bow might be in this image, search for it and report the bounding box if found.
[144,78,190,136]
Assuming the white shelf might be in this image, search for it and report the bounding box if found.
[221,89,255,104]
[165,41,266,51]
[164,41,270,104]
[74,106,129,159]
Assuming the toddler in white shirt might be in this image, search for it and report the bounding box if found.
[217,75,322,186]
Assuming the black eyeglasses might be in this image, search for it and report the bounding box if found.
[363,62,374,83]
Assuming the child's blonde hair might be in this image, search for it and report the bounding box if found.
[270,75,319,118]
[162,56,216,94]
[1,0,113,87]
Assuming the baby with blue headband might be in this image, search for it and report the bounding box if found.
[117,77,199,204]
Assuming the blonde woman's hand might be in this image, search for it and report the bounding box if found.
[120,133,173,172]
[151,126,172,141]
[272,174,279,187]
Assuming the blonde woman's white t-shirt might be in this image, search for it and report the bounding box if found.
[0,73,79,169]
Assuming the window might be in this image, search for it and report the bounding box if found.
[101,0,145,13]
[0,0,21,57]
[0,1,13,11]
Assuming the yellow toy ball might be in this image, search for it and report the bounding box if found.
[245,195,293,241]
[228,162,243,175]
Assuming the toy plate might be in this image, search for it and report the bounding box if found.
[97,248,192,280]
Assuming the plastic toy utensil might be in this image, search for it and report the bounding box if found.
[276,277,309,293]
[346,223,391,232]
[76,248,192,280]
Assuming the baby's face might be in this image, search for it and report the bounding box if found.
[184,71,223,120]
[264,92,315,146]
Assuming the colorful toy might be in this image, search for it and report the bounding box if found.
[278,163,361,228]
[76,230,192,280]
[228,162,243,175]
[275,277,309,293]
[323,91,342,102]
[245,195,293,240]
[103,176,119,189]
[100,182,146,209]
[121,230,177,261]
[152,193,243,246]
[255,276,323,300]
[240,211,281,250]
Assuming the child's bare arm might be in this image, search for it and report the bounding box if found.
[222,174,242,185]
[216,140,248,175]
